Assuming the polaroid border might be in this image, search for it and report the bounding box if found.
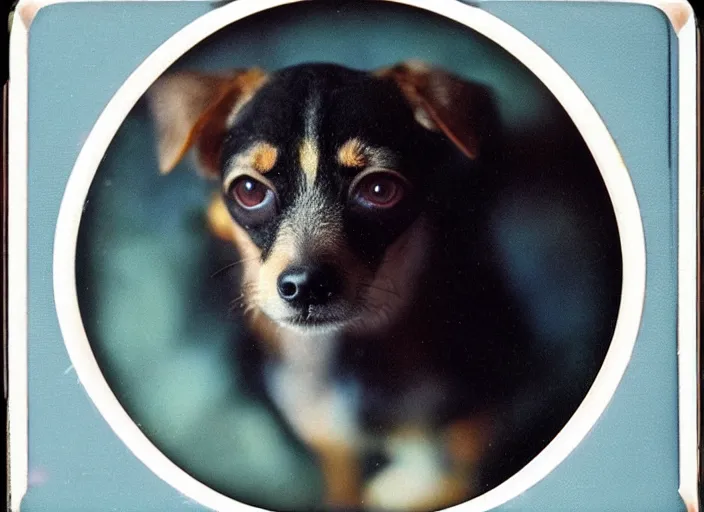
[6,0,698,511]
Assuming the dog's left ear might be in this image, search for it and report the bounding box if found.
[375,61,493,160]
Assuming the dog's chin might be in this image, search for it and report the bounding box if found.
[260,299,406,336]
[279,315,348,335]
[265,305,354,335]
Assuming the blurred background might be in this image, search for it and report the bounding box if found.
[75,2,622,510]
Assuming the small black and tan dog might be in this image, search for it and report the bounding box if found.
[148,62,541,511]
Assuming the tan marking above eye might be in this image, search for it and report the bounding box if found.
[337,138,368,168]
[251,142,278,173]
[223,142,278,192]
[299,138,320,187]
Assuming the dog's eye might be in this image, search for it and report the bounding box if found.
[231,177,273,207]
[349,171,407,209]
[228,176,277,225]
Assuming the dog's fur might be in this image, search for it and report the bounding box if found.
[148,62,543,511]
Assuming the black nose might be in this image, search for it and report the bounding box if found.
[277,264,342,308]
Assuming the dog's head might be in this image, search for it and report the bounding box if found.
[148,62,494,333]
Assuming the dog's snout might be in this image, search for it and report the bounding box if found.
[277,264,341,308]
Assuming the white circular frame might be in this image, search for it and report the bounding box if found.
[53,0,647,511]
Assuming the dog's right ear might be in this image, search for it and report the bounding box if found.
[374,61,495,161]
[147,68,268,177]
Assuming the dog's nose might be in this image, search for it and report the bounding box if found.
[277,264,341,307]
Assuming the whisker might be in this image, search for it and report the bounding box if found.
[228,293,245,307]
[210,256,258,279]
[242,303,258,317]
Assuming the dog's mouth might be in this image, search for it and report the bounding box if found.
[281,305,350,330]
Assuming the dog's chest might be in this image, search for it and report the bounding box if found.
[263,332,363,447]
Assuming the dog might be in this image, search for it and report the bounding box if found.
[147,62,545,511]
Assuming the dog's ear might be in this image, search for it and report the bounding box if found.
[147,68,268,177]
[375,61,493,160]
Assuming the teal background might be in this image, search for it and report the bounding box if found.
[20,1,681,511]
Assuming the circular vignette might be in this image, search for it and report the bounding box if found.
[53,0,646,511]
